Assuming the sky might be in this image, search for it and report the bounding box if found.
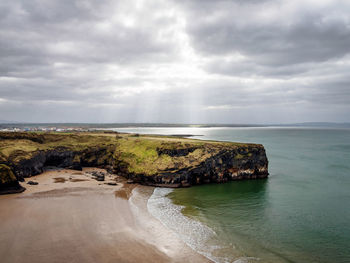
[0,0,350,124]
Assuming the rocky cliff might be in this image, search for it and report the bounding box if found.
[0,132,268,193]
[0,164,25,194]
[124,144,268,187]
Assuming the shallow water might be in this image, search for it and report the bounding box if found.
[114,127,350,263]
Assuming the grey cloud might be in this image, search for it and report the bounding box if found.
[0,0,349,123]
[202,24,347,63]
[204,58,314,78]
[184,6,350,66]
[0,0,177,78]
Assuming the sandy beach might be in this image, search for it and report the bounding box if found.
[0,168,211,263]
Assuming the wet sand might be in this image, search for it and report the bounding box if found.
[0,169,211,263]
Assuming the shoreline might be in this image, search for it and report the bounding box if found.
[0,168,212,263]
[148,188,221,262]
[148,188,246,263]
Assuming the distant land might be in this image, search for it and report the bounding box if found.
[0,120,21,124]
[0,122,350,129]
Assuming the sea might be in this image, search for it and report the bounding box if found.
[111,127,350,263]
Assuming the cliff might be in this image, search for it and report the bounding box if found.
[0,164,25,194]
[0,132,268,193]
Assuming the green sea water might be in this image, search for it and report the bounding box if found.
[115,127,350,263]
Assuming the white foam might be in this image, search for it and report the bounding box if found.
[147,188,229,263]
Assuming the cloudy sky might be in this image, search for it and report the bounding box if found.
[1,0,350,123]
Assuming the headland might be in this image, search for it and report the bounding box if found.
[0,131,268,263]
[0,131,268,194]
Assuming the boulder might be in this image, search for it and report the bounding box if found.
[105,181,117,186]
[0,164,25,194]
[27,181,39,185]
[95,174,105,181]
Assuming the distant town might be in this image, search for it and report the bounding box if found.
[0,126,94,133]
[0,122,349,133]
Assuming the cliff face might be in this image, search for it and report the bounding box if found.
[0,164,25,194]
[124,146,268,187]
[11,146,115,181]
[0,132,268,193]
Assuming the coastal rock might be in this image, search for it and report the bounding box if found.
[0,132,269,190]
[156,146,197,157]
[27,181,39,185]
[72,155,82,171]
[105,181,117,186]
[95,175,105,181]
[126,146,268,187]
[10,147,114,181]
[0,164,25,195]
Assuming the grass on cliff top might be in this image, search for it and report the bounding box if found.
[0,131,262,175]
[113,137,217,174]
[0,132,115,156]
[115,138,170,174]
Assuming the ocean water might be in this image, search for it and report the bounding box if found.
[113,127,350,263]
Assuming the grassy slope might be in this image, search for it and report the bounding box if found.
[0,132,261,176]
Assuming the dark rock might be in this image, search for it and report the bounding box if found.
[181,180,191,187]
[0,164,26,195]
[157,147,197,157]
[105,181,117,186]
[125,146,268,187]
[71,162,82,171]
[105,165,113,173]
[10,145,115,181]
[3,134,268,189]
[95,175,105,181]
[0,185,26,195]
[27,181,39,185]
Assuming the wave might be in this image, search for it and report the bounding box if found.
[147,188,260,263]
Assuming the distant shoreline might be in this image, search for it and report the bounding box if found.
[1,122,350,129]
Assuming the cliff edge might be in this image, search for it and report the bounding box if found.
[0,132,268,193]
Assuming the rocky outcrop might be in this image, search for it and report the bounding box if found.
[0,164,25,194]
[0,132,269,193]
[156,146,197,157]
[9,146,115,182]
[12,148,75,181]
[126,146,268,187]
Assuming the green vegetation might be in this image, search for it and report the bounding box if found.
[114,137,212,174]
[235,154,244,159]
[0,131,263,176]
[0,164,17,184]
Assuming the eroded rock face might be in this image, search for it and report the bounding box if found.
[0,164,25,194]
[156,147,197,157]
[0,132,269,193]
[13,149,75,180]
[11,146,115,182]
[126,146,268,187]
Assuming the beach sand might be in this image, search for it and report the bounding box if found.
[0,168,211,263]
